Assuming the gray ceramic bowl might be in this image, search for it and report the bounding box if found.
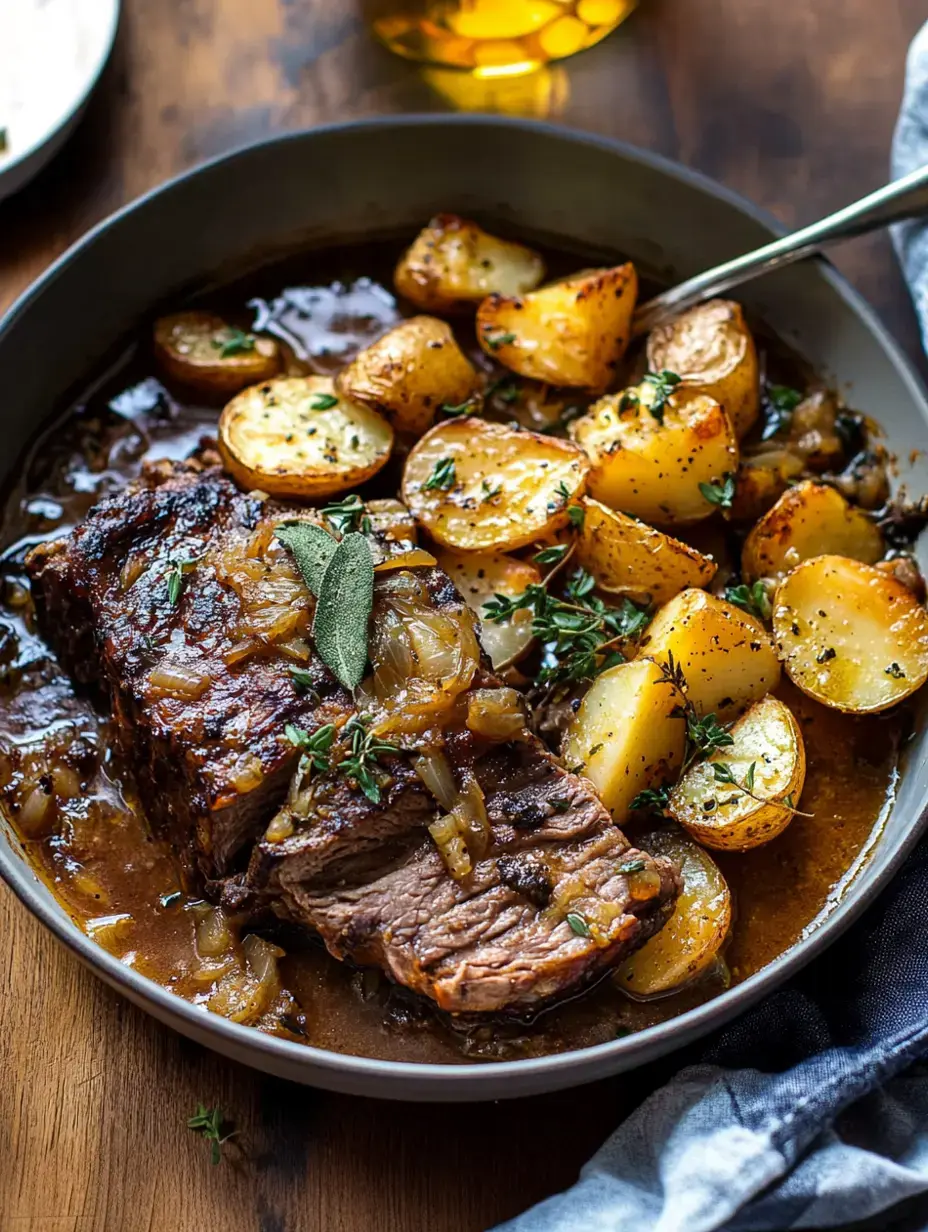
[2,116,927,1101]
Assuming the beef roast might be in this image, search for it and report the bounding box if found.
[26,461,359,880]
[27,462,681,1014]
[251,735,679,1014]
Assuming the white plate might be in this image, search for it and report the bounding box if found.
[0,0,120,203]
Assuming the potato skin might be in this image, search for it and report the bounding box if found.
[437,550,540,669]
[563,658,687,825]
[153,311,280,396]
[646,299,760,438]
[218,376,393,499]
[741,481,884,582]
[576,498,716,606]
[335,316,479,437]
[570,385,739,525]
[614,827,731,998]
[772,554,928,714]
[476,264,637,391]
[639,588,781,721]
[669,695,806,850]
[394,214,544,313]
[401,416,589,552]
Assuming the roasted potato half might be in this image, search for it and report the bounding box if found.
[563,658,687,825]
[437,550,540,670]
[646,299,760,438]
[475,264,637,391]
[335,316,480,437]
[772,554,928,713]
[614,827,731,998]
[576,498,717,607]
[153,311,280,395]
[639,588,781,721]
[741,481,884,583]
[218,376,393,500]
[401,417,588,552]
[727,448,806,524]
[669,695,806,850]
[394,214,544,313]
[570,384,738,525]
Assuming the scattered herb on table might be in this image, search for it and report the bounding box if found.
[187,1104,237,1166]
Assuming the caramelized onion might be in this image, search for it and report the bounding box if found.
[149,659,210,699]
[428,813,472,880]
[414,749,458,812]
[466,688,527,742]
[374,548,437,573]
[194,904,233,958]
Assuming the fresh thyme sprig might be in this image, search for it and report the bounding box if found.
[656,652,734,771]
[213,328,256,358]
[699,473,736,509]
[285,722,336,773]
[337,714,399,805]
[629,783,672,815]
[187,1104,237,1165]
[423,457,456,491]
[164,555,201,605]
[761,384,803,440]
[321,494,366,536]
[704,759,813,818]
[483,567,649,688]
[724,580,772,622]
[640,369,682,424]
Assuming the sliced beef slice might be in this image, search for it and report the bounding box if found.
[249,732,679,1015]
[26,463,356,880]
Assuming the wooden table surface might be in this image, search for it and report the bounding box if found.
[2,3,927,1230]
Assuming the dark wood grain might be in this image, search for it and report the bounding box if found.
[2,3,927,1229]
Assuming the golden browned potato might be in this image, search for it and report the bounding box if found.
[772,555,928,713]
[727,449,806,523]
[394,215,544,313]
[570,384,738,525]
[646,299,760,437]
[562,658,686,825]
[401,417,588,552]
[475,264,637,391]
[437,550,540,669]
[669,695,806,850]
[639,588,781,721]
[614,827,731,998]
[218,376,393,500]
[335,316,480,437]
[576,498,716,606]
[741,481,884,583]
[153,311,280,395]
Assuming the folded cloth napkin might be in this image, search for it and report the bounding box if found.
[495,21,928,1232]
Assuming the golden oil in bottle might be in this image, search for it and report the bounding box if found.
[368,0,637,76]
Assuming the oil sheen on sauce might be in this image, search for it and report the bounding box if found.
[0,242,902,1065]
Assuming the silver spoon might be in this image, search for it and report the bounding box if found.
[632,161,928,336]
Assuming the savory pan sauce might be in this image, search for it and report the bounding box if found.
[0,236,908,1063]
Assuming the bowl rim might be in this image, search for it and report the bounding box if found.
[3,113,927,1097]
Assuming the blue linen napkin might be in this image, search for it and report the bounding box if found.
[495,22,928,1232]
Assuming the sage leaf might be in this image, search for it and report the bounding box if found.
[313,532,374,690]
[275,521,338,596]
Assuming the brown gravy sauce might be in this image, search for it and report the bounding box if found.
[0,240,902,1064]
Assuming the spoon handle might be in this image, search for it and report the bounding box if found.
[632,161,928,336]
